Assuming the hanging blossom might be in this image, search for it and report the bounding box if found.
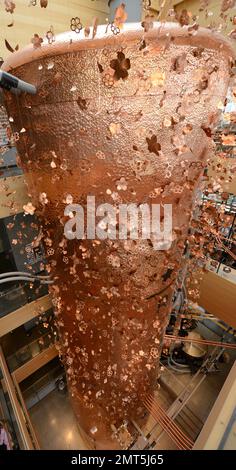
[4,1,15,14]
[4,0,16,13]
[31,34,43,49]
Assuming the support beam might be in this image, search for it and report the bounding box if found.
[12,345,58,384]
[0,346,34,449]
[12,377,40,449]
[0,294,52,337]
[199,271,236,330]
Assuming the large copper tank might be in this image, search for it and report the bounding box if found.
[2,23,233,449]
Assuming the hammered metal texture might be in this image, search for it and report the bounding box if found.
[3,28,232,449]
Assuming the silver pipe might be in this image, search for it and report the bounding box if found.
[0,271,50,279]
[0,277,52,285]
[0,70,36,95]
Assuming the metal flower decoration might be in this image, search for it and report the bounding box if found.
[111,23,120,35]
[31,33,43,49]
[143,0,151,9]
[40,0,48,7]
[110,51,131,81]
[4,1,15,13]
[146,135,161,156]
[70,17,83,34]
[102,71,115,88]
[46,26,55,45]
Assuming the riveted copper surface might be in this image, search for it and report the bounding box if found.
[3,24,233,449]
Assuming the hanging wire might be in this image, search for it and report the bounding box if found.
[0,271,50,279]
[0,271,53,284]
[145,395,194,447]
[143,395,193,450]
[143,399,185,449]
[164,334,236,350]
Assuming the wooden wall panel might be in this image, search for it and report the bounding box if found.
[0,0,109,60]
[194,361,236,450]
[0,175,28,218]
[0,294,52,336]
[12,344,58,383]
[199,271,236,329]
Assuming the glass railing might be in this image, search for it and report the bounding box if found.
[0,285,28,318]
[22,363,65,410]
[7,333,55,372]
[0,283,49,319]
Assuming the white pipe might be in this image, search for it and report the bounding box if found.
[0,271,50,279]
[0,277,52,285]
